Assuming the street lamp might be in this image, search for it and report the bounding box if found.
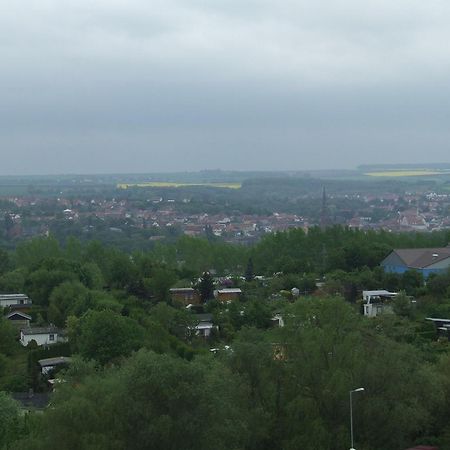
[349,387,365,450]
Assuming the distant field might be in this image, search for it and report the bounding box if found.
[365,170,449,177]
[117,182,242,189]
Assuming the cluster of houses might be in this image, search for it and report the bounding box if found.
[3,196,310,244]
[169,286,243,306]
[1,293,70,411]
[4,246,450,343]
[3,245,450,416]
[1,286,245,347]
[169,287,243,338]
[1,294,64,347]
[361,247,450,319]
[360,247,450,345]
[6,186,450,246]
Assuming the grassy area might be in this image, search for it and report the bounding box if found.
[117,182,242,189]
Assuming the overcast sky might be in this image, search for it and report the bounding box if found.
[1,0,450,174]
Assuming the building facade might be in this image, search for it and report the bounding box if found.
[381,248,450,277]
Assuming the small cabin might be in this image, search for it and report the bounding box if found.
[5,311,31,329]
[20,327,59,347]
[426,317,450,339]
[215,288,242,302]
[169,288,200,305]
[38,356,72,375]
[0,294,32,309]
[362,290,397,317]
[193,313,215,338]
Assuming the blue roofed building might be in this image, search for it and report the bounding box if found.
[381,247,450,277]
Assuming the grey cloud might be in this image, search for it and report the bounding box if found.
[1,0,450,174]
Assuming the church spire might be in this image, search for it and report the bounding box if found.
[320,187,329,230]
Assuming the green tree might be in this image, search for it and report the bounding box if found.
[0,248,10,275]
[26,268,77,306]
[244,300,272,329]
[0,315,17,355]
[401,270,424,295]
[277,297,443,450]
[245,257,255,282]
[427,270,450,297]
[78,262,104,290]
[16,350,249,450]
[147,266,177,302]
[64,236,83,262]
[15,236,60,270]
[0,392,21,449]
[229,328,281,449]
[48,281,91,326]
[105,251,139,291]
[0,269,26,293]
[197,271,214,302]
[148,303,196,341]
[393,291,412,317]
[77,310,143,365]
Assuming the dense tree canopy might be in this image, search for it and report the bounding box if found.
[0,392,21,449]
[9,298,450,450]
[75,310,144,365]
[14,351,249,450]
[1,229,450,449]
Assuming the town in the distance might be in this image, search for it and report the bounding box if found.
[2,165,450,247]
[2,164,450,450]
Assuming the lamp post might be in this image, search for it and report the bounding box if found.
[349,387,365,450]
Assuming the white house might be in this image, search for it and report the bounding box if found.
[0,294,32,308]
[193,313,215,338]
[362,290,397,317]
[20,327,59,347]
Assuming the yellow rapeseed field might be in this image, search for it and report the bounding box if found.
[365,170,446,177]
[117,182,242,189]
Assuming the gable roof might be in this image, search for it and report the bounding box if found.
[217,288,242,294]
[194,313,213,323]
[38,356,72,368]
[21,327,59,336]
[363,290,396,297]
[0,293,31,303]
[170,288,195,293]
[391,247,450,269]
[5,311,32,320]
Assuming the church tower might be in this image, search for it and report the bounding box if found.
[320,187,330,230]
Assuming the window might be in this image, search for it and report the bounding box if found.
[49,334,55,341]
